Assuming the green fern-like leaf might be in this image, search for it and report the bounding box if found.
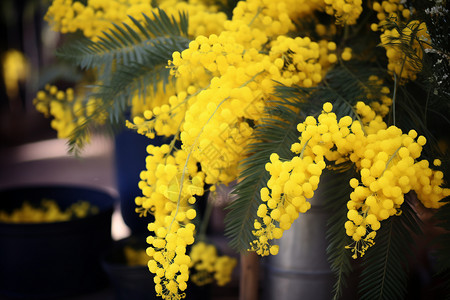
[56,9,189,73]
[96,62,172,123]
[322,166,357,300]
[358,195,423,300]
[224,93,313,251]
[434,200,450,300]
[59,9,191,152]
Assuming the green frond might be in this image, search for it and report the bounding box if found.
[322,166,357,300]
[96,62,172,123]
[58,9,191,153]
[56,9,190,73]
[358,195,422,300]
[66,106,121,156]
[224,98,307,251]
[434,200,450,300]
[66,63,173,152]
[388,77,450,162]
[320,62,388,118]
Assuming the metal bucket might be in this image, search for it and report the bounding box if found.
[262,185,333,300]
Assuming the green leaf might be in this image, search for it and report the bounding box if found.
[59,9,191,153]
[95,63,172,124]
[322,166,357,300]
[224,93,312,251]
[56,9,190,74]
[358,195,422,300]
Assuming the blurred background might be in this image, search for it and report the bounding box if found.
[0,0,128,238]
[0,3,240,299]
[1,0,59,147]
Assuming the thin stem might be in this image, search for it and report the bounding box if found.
[392,72,397,126]
[391,39,408,126]
[248,7,263,27]
[381,146,401,177]
[199,193,215,238]
[299,137,311,159]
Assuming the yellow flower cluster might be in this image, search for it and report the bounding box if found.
[269,35,325,87]
[126,1,350,295]
[45,0,227,41]
[41,0,228,145]
[252,102,449,258]
[134,0,341,186]
[251,103,337,256]
[324,0,363,25]
[45,0,151,39]
[146,223,195,299]
[343,102,448,258]
[159,0,227,38]
[223,0,324,49]
[126,81,189,139]
[135,145,204,220]
[33,85,106,139]
[189,241,237,286]
[135,144,205,299]
[368,1,430,82]
[370,0,412,31]
[0,199,98,223]
[380,20,431,82]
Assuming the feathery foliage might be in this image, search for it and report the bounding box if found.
[322,166,357,300]
[434,200,450,300]
[224,95,305,251]
[56,9,189,74]
[59,9,190,153]
[358,195,422,300]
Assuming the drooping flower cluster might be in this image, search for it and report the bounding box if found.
[189,241,237,287]
[146,223,195,299]
[252,102,449,258]
[135,144,205,299]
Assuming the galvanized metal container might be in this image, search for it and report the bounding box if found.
[262,185,333,300]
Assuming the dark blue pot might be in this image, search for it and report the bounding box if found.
[114,129,172,234]
[0,185,115,299]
